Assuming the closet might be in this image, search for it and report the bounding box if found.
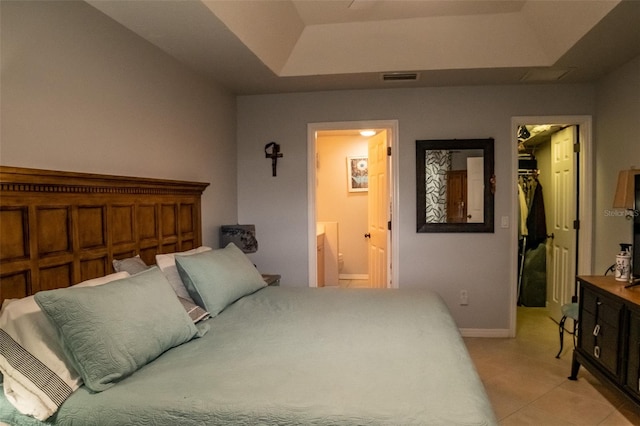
[514,121,585,327]
[518,164,547,305]
[517,128,551,307]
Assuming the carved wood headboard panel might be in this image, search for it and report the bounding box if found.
[0,166,209,302]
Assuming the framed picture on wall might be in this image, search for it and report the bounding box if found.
[347,156,368,192]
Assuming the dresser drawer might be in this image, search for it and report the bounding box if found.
[583,289,623,325]
[573,276,640,409]
[579,310,596,352]
[583,289,599,315]
[596,318,620,375]
[599,299,623,327]
[580,309,619,375]
[579,287,623,377]
[626,311,640,397]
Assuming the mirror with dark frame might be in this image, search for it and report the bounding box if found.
[416,138,495,233]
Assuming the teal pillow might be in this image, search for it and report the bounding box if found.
[176,243,267,316]
[34,267,199,392]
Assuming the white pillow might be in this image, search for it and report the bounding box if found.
[155,246,211,302]
[0,272,130,420]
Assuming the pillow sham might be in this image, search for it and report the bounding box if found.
[177,297,210,323]
[0,272,130,420]
[175,242,267,317]
[155,246,212,301]
[34,267,200,393]
[112,255,150,275]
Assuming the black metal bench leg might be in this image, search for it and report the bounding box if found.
[556,315,567,358]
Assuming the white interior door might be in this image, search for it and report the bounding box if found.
[367,133,388,288]
[466,157,484,223]
[548,126,577,322]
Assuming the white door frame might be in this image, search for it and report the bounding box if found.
[307,120,400,288]
[509,116,593,337]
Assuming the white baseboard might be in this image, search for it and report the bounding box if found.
[459,328,512,338]
[339,274,369,280]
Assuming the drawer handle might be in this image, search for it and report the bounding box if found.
[594,346,600,358]
[592,324,600,336]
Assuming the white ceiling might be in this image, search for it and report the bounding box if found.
[87,0,640,95]
[291,0,526,25]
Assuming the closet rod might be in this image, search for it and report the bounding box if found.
[518,169,539,176]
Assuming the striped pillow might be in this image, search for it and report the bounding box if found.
[0,272,129,420]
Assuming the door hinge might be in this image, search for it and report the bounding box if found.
[388,221,392,230]
[573,220,580,230]
[387,147,392,156]
[573,143,580,153]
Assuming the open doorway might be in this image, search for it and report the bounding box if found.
[510,116,593,336]
[307,120,399,289]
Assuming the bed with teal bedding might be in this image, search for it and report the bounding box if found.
[0,284,496,425]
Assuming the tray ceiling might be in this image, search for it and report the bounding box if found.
[88,0,640,95]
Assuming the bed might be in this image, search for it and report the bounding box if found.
[0,166,496,425]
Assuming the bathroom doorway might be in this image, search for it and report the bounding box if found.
[307,120,399,289]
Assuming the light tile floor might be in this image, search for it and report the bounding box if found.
[338,279,371,288]
[464,307,640,425]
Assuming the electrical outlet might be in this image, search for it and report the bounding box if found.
[501,216,509,228]
[460,290,468,306]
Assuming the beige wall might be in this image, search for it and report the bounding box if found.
[316,134,368,277]
[237,84,597,331]
[236,59,635,329]
[594,55,640,274]
[0,1,238,247]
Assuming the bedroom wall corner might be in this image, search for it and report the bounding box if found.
[0,0,238,247]
[593,54,640,275]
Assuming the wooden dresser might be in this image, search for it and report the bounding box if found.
[570,275,640,407]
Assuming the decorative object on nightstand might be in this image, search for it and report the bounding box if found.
[220,224,258,253]
[220,225,278,286]
[261,274,281,286]
[612,168,640,288]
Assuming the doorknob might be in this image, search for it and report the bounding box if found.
[364,233,371,238]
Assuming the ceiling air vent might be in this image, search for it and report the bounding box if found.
[381,72,419,82]
[521,68,572,82]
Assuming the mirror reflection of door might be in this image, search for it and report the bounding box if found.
[446,170,467,223]
[421,147,485,225]
[466,156,484,223]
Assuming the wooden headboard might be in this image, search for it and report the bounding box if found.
[0,166,209,302]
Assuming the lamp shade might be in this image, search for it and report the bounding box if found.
[613,169,640,209]
[220,225,258,253]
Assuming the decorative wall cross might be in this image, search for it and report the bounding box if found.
[264,142,283,177]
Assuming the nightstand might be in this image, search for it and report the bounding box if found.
[262,274,281,286]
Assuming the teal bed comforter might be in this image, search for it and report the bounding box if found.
[0,287,496,425]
